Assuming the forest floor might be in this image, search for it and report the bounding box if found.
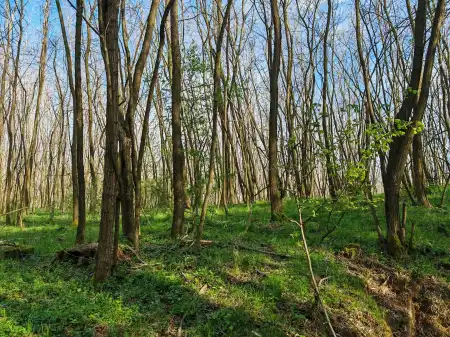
[0,196,449,337]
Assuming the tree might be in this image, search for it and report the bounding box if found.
[321,0,336,200]
[383,0,446,255]
[171,0,185,239]
[268,0,282,219]
[95,0,121,283]
[412,133,432,207]
[55,0,79,228]
[75,0,86,244]
[196,0,233,247]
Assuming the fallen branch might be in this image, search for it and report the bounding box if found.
[291,203,337,337]
[0,207,28,217]
[124,245,148,267]
[318,276,331,287]
[230,243,292,259]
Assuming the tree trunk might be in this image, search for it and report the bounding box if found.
[5,0,24,225]
[95,0,120,283]
[412,134,432,207]
[269,0,283,219]
[85,5,98,214]
[321,0,336,200]
[75,0,86,244]
[383,0,445,255]
[171,0,185,239]
[56,0,78,227]
[196,0,233,247]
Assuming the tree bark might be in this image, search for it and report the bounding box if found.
[170,0,185,239]
[321,0,336,200]
[412,133,432,208]
[269,0,283,219]
[75,0,86,244]
[85,4,98,214]
[383,0,445,255]
[95,0,120,283]
[56,0,78,227]
[5,0,24,226]
[196,0,233,247]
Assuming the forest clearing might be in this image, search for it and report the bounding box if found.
[1,0,450,335]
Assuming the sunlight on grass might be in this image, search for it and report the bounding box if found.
[1,195,449,336]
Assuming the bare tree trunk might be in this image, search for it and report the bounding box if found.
[383,0,445,255]
[85,4,98,214]
[412,134,432,207]
[196,0,233,247]
[0,1,12,212]
[119,0,137,249]
[282,1,302,197]
[171,0,185,239]
[75,0,86,244]
[321,0,336,200]
[22,0,49,214]
[5,0,24,226]
[95,0,120,283]
[269,0,283,219]
[56,0,78,227]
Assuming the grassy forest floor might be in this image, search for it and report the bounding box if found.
[0,196,449,337]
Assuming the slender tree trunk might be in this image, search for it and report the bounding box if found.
[75,0,86,244]
[171,0,185,239]
[23,0,49,214]
[5,0,24,226]
[269,0,283,219]
[119,0,137,249]
[282,1,301,197]
[56,0,78,227]
[321,0,336,200]
[196,0,233,247]
[0,2,12,212]
[85,5,98,214]
[412,134,432,207]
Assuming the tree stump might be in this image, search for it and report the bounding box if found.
[55,243,99,265]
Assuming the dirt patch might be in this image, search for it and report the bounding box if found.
[414,276,450,336]
[157,315,185,337]
[223,267,268,287]
[93,325,109,337]
[276,295,391,337]
[339,249,450,337]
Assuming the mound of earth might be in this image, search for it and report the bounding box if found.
[339,248,450,337]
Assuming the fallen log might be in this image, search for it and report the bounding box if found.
[0,244,34,259]
[54,243,126,266]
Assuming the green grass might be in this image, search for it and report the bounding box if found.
[0,196,449,336]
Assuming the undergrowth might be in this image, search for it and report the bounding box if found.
[0,194,449,336]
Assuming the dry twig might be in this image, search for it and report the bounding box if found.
[291,203,337,337]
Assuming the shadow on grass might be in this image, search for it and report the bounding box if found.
[1,256,288,337]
